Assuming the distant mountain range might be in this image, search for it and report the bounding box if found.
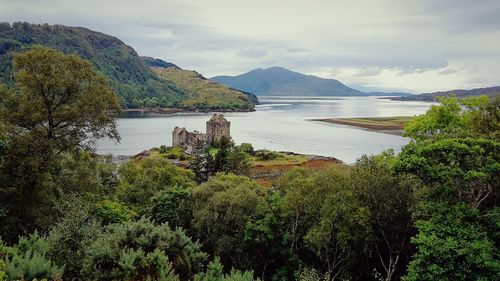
[210,67,410,97]
[390,86,500,101]
[0,22,257,111]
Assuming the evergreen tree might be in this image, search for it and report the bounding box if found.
[190,138,210,183]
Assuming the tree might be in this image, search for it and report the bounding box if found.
[404,203,500,281]
[404,95,499,141]
[224,146,251,176]
[116,157,195,212]
[190,139,210,183]
[466,95,500,141]
[351,153,417,281]
[148,185,193,230]
[0,46,121,155]
[191,174,264,268]
[211,136,234,175]
[404,96,463,140]
[396,137,498,209]
[45,195,103,279]
[397,109,500,281]
[0,46,121,240]
[275,167,367,280]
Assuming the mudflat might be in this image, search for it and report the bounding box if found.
[312,116,414,136]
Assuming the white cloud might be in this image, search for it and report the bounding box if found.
[0,0,499,92]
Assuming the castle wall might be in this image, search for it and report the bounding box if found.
[206,119,230,142]
[172,114,231,153]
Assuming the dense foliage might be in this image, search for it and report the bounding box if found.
[0,46,498,281]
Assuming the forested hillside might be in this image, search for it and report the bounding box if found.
[391,86,500,101]
[0,22,256,111]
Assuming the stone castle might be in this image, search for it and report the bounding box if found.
[172,114,231,152]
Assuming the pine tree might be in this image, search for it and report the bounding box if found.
[190,139,209,183]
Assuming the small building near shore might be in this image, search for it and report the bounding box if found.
[172,113,231,152]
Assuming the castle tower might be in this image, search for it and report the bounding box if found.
[206,114,231,142]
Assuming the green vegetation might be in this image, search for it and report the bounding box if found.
[152,67,256,111]
[0,22,185,108]
[393,86,500,101]
[0,48,498,280]
[0,22,257,111]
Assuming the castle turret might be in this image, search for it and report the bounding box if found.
[206,114,230,142]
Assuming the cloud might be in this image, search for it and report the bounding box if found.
[0,0,498,92]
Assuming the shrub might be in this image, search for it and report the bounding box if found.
[81,217,207,280]
[239,143,255,156]
[46,195,103,279]
[255,150,281,161]
[194,258,259,281]
[0,233,62,281]
[93,198,137,225]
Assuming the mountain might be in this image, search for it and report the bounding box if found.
[211,67,366,96]
[0,22,256,111]
[149,64,258,111]
[391,86,500,101]
[141,56,180,69]
[365,91,412,97]
[211,67,412,97]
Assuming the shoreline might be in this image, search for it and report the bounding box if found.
[311,116,414,136]
[101,149,343,165]
[122,107,255,115]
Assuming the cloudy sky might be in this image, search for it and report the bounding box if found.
[1,0,499,93]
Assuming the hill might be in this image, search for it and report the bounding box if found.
[211,67,411,97]
[0,22,256,111]
[211,67,365,96]
[150,65,257,111]
[391,86,500,101]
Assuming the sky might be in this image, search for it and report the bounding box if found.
[1,0,499,93]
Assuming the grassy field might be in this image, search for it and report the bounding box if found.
[249,151,345,187]
[152,67,255,111]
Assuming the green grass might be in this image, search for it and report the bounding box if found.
[158,145,193,161]
[250,150,309,166]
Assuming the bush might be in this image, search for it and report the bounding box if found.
[93,198,137,225]
[239,143,255,156]
[46,195,103,279]
[81,217,207,280]
[0,233,62,281]
[194,258,259,281]
[255,150,281,161]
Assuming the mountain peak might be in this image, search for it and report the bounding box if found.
[211,66,363,96]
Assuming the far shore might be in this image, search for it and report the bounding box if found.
[121,107,255,115]
[311,116,414,136]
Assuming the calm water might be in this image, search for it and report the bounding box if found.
[96,97,432,163]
